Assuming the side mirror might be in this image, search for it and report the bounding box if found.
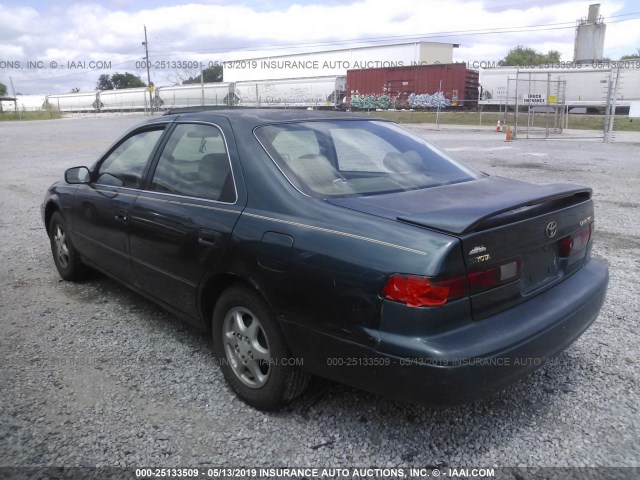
[65,166,91,184]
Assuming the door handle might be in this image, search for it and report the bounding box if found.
[114,211,128,222]
[198,230,222,247]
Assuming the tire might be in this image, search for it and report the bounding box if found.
[212,285,310,410]
[49,211,87,281]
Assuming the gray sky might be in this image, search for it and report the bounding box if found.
[1,0,639,94]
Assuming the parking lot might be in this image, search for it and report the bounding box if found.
[0,115,638,470]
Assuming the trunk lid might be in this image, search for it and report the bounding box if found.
[328,177,595,318]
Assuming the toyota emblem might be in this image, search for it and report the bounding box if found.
[545,221,558,238]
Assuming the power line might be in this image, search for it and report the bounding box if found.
[13,10,640,92]
[144,13,640,58]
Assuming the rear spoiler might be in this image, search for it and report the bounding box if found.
[398,179,592,234]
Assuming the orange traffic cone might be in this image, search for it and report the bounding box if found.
[505,126,512,142]
[496,120,501,132]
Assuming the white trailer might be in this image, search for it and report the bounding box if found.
[155,83,233,109]
[234,76,346,108]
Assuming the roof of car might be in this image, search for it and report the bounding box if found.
[156,108,382,128]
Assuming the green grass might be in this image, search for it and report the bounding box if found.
[0,109,62,121]
[357,110,640,132]
[2,107,637,131]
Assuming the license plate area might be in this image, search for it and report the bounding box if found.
[521,245,559,293]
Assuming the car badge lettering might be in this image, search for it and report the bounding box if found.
[545,221,558,238]
[475,254,491,262]
[579,215,592,227]
[469,245,487,255]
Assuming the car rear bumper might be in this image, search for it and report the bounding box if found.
[380,259,609,405]
[287,259,608,406]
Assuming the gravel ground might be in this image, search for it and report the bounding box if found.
[0,115,638,471]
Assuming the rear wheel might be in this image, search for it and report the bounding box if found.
[49,211,87,281]
[212,285,310,410]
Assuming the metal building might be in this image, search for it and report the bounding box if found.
[222,41,458,82]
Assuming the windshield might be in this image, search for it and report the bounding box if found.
[254,120,484,198]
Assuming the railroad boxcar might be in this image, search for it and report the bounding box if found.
[346,63,480,109]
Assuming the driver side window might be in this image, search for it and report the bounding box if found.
[97,129,164,188]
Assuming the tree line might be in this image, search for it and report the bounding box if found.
[94,64,223,91]
[499,46,640,66]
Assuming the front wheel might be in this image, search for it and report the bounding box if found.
[49,211,87,281]
[212,285,310,410]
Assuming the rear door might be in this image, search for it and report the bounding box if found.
[128,120,244,319]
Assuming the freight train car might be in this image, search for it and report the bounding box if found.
[346,63,479,110]
[99,87,150,111]
[233,76,345,108]
[47,92,101,112]
[45,77,346,113]
[47,89,151,112]
[479,66,640,109]
[154,83,234,109]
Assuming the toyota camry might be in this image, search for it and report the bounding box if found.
[42,109,609,410]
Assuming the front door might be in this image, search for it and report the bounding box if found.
[71,127,166,284]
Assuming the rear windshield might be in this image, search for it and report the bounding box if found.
[254,120,484,198]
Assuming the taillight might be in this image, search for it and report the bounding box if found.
[559,224,591,257]
[382,274,467,307]
[383,258,520,308]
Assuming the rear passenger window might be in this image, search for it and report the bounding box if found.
[150,123,235,203]
[271,130,320,162]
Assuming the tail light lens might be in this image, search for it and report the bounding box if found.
[559,224,592,257]
[382,275,467,307]
[383,259,520,308]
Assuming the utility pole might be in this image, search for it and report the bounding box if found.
[142,25,153,114]
[201,66,205,106]
[9,76,20,119]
